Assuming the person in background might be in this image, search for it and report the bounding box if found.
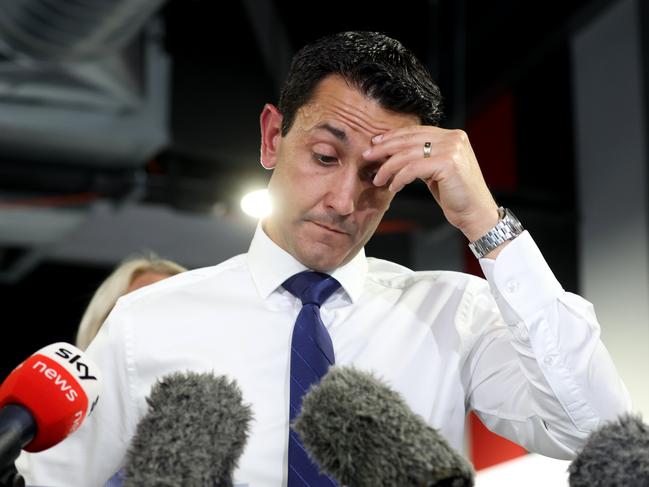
[75,254,187,351]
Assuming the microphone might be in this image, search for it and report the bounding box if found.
[293,366,475,487]
[568,413,649,486]
[123,371,253,487]
[0,343,102,484]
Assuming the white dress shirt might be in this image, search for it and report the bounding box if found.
[18,225,631,487]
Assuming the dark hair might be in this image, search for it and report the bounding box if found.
[278,31,443,136]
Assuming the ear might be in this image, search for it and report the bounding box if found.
[260,103,283,170]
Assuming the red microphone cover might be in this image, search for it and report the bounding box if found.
[0,343,102,452]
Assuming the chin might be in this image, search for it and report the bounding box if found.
[296,249,345,272]
[291,230,358,271]
[303,258,341,273]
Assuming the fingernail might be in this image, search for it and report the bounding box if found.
[372,134,383,143]
[362,148,371,157]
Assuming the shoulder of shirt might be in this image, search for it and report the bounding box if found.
[365,256,488,293]
[116,253,248,308]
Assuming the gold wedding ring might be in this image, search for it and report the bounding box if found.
[423,141,432,158]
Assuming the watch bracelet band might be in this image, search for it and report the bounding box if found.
[468,207,524,259]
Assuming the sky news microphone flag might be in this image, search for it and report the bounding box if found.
[0,343,101,470]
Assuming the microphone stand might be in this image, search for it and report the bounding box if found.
[0,406,35,487]
[0,464,24,487]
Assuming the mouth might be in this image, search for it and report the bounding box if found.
[310,221,349,235]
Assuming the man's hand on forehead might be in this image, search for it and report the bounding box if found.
[362,125,499,243]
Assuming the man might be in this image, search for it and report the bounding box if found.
[18,31,630,486]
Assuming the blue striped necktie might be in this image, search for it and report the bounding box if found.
[283,271,341,487]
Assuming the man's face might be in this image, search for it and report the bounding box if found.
[261,75,419,272]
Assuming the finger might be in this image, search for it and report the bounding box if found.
[372,146,420,187]
[373,142,457,187]
[388,160,434,193]
[367,129,456,163]
[371,125,446,145]
[367,132,436,162]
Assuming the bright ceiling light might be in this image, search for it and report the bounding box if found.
[240,189,271,218]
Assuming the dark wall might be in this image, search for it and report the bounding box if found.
[0,263,111,380]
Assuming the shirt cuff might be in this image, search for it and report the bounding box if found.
[479,231,564,325]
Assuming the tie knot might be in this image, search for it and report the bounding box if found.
[282,271,341,307]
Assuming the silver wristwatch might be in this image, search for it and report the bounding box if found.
[468,207,524,259]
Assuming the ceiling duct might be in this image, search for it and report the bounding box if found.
[0,0,170,170]
[0,0,166,62]
[0,0,170,283]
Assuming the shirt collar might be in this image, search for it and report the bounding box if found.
[247,221,367,304]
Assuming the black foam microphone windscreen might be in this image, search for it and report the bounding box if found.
[568,413,649,487]
[123,371,253,487]
[293,366,475,487]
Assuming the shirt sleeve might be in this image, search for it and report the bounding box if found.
[16,300,137,487]
[463,231,631,458]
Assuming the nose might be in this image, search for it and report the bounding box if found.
[324,167,360,216]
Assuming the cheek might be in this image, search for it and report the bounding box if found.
[269,162,323,215]
[286,173,325,211]
[357,186,393,215]
[353,192,392,236]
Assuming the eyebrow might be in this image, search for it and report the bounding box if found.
[314,123,348,143]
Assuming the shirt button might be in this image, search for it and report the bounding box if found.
[517,324,529,341]
[543,355,557,366]
[506,280,520,294]
[492,287,501,300]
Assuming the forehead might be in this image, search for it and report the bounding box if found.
[129,270,170,289]
[294,75,419,138]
